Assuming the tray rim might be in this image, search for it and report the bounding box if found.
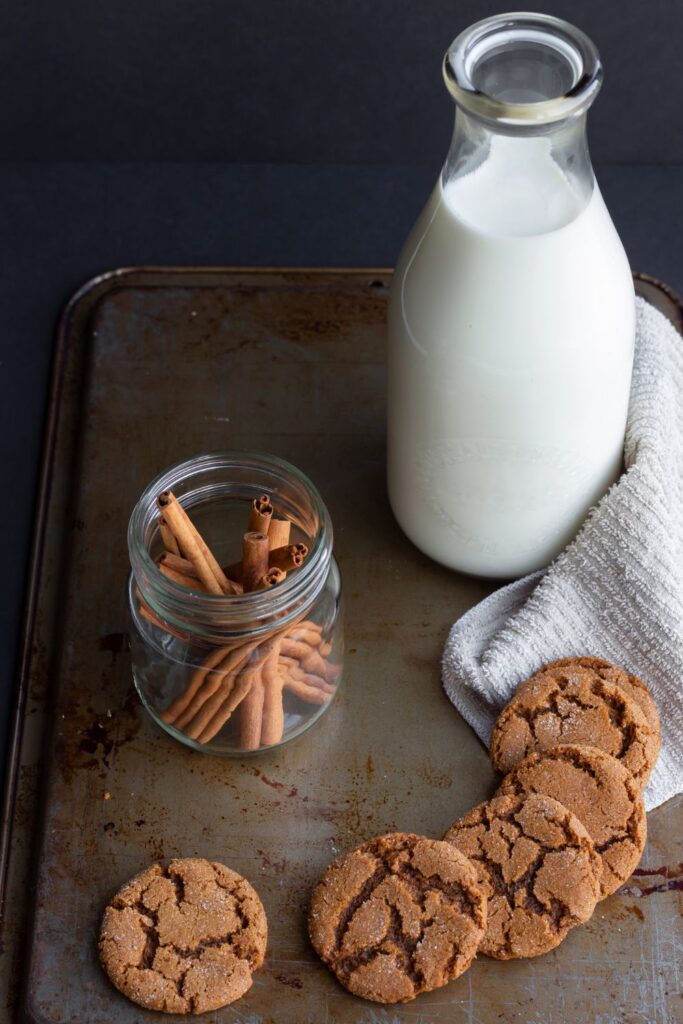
[1,264,681,933]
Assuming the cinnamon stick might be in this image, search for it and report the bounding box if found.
[280,657,335,695]
[254,567,286,590]
[195,635,281,744]
[157,561,207,591]
[190,667,255,743]
[157,491,239,595]
[224,532,304,583]
[268,543,308,573]
[194,675,253,743]
[161,608,311,734]
[237,671,266,750]
[296,670,335,695]
[280,637,336,681]
[179,643,258,736]
[283,677,330,705]
[248,494,273,534]
[241,531,269,592]
[287,625,323,647]
[158,551,199,577]
[267,517,291,550]
[158,515,180,556]
[193,622,294,745]
[137,598,188,642]
[260,651,285,745]
[161,642,244,724]
[299,620,323,633]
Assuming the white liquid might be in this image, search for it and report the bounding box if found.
[388,137,635,578]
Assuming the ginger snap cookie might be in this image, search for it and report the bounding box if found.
[496,745,647,898]
[308,832,487,1003]
[99,858,267,1014]
[443,793,601,959]
[490,662,659,789]
[538,656,661,740]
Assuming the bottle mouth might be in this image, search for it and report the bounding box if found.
[444,12,602,127]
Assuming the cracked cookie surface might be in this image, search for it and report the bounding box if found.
[496,745,646,898]
[535,657,661,741]
[443,793,601,959]
[490,662,659,789]
[99,858,267,1014]
[308,832,486,1003]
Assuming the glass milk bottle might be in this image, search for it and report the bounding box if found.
[387,13,635,578]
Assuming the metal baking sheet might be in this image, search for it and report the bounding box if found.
[2,269,680,1023]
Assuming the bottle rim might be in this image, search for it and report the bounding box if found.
[128,450,333,641]
[443,12,602,127]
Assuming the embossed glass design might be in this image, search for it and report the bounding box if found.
[387,13,635,578]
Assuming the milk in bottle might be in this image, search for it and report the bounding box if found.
[387,13,635,578]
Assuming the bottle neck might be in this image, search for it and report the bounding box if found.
[440,13,602,236]
[442,108,595,236]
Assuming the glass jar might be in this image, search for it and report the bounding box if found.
[387,13,635,579]
[127,452,343,755]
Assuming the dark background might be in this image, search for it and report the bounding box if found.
[1,0,682,784]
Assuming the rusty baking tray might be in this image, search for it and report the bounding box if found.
[1,269,681,1023]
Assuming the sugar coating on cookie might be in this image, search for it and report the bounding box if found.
[99,858,267,1014]
[496,744,647,898]
[490,662,659,789]
[443,793,601,960]
[521,656,661,745]
[308,832,487,1003]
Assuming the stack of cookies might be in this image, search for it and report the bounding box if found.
[309,656,661,1004]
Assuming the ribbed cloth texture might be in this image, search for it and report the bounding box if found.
[442,298,683,811]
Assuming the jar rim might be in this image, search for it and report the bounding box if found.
[128,450,333,640]
[443,12,602,127]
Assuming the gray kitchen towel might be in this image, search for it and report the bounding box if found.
[442,297,683,811]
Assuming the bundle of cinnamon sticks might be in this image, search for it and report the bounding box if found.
[136,490,340,750]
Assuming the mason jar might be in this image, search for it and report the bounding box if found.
[127,452,343,754]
